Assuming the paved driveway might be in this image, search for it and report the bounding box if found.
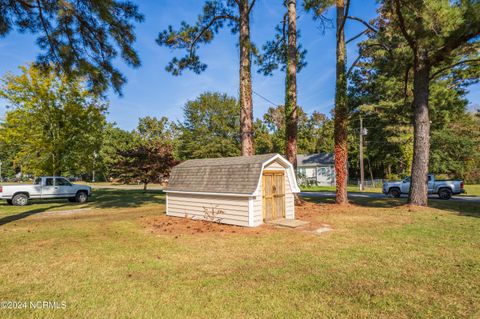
[300,191,480,203]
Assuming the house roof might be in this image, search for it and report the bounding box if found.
[297,153,334,167]
[166,153,299,195]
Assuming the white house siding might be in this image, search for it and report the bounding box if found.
[166,193,250,227]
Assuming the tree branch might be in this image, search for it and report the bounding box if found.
[430,58,480,80]
[248,0,256,15]
[393,0,415,50]
[36,0,61,65]
[346,15,377,33]
[16,0,39,9]
[431,32,480,65]
[346,29,368,44]
[340,0,350,33]
[189,14,238,56]
[347,51,362,76]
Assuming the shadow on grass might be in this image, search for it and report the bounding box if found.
[428,201,480,218]
[300,195,480,218]
[89,189,165,209]
[0,189,166,226]
[0,203,70,226]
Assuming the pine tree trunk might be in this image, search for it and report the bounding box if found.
[285,0,298,168]
[239,0,254,156]
[286,0,302,205]
[408,54,430,206]
[334,0,348,204]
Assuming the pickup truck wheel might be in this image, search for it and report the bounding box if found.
[388,188,401,198]
[6,199,13,205]
[12,193,28,206]
[75,191,88,203]
[438,188,452,200]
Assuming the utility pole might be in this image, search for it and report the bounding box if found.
[359,116,365,191]
[92,151,98,183]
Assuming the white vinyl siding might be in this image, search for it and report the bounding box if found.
[166,193,250,227]
[284,172,295,219]
[252,183,263,226]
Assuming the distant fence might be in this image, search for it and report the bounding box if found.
[297,176,386,188]
[348,179,385,188]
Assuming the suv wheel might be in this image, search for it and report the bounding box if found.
[12,194,29,206]
[75,191,88,203]
[388,188,401,198]
[438,188,452,200]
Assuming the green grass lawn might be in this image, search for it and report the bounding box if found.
[464,184,480,196]
[0,189,479,318]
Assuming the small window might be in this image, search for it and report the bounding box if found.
[55,178,72,186]
[45,178,54,186]
[34,178,42,185]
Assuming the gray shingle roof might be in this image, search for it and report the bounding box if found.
[166,153,280,194]
[297,153,334,167]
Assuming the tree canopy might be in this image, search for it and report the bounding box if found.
[176,92,241,160]
[116,141,177,191]
[0,65,107,176]
[0,0,144,94]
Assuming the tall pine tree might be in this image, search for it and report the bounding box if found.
[382,0,480,205]
[156,0,257,156]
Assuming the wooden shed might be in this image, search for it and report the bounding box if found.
[165,153,300,227]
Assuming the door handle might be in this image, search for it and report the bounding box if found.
[54,187,58,189]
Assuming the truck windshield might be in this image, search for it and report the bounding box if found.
[34,178,42,185]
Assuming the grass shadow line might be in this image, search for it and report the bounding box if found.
[0,204,69,226]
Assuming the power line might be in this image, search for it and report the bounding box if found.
[252,90,280,107]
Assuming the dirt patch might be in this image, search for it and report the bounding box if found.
[296,201,357,218]
[294,201,355,230]
[143,214,275,236]
[144,201,338,236]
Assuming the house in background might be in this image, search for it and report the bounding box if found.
[296,153,336,186]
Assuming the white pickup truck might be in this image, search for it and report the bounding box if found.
[0,176,92,206]
[382,174,465,200]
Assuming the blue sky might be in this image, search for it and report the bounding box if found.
[0,0,478,130]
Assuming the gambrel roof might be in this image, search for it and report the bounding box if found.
[166,153,300,196]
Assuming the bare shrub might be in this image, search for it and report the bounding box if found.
[202,206,224,223]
